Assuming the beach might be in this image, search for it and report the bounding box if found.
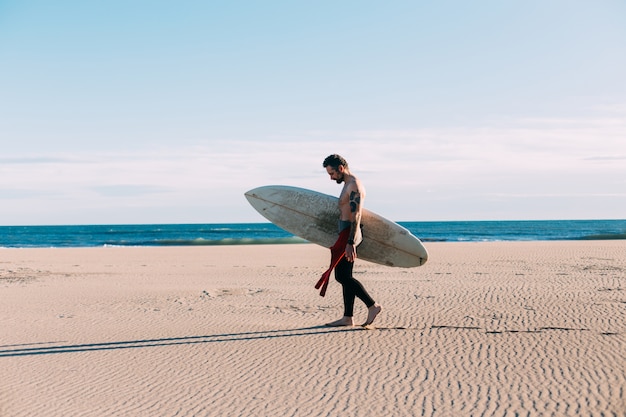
[1,241,625,416]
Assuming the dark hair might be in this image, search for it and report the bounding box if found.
[323,154,348,170]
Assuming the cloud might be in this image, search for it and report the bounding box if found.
[91,185,172,197]
[0,188,59,200]
[0,157,85,164]
[1,113,625,224]
[583,156,626,161]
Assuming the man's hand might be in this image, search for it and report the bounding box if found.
[345,243,357,262]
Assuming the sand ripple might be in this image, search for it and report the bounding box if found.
[1,242,625,416]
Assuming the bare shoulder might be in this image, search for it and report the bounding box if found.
[343,177,366,210]
[350,176,366,199]
[340,175,366,203]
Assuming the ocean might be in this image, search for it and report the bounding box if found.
[1,220,625,248]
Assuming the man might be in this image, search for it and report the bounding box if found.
[321,154,382,327]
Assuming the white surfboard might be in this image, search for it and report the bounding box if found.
[244,185,428,267]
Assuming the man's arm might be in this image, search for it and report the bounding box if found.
[344,181,364,262]
[347,189,362,244]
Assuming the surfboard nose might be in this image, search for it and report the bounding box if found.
[244,186,270,203]
[244,187,261,197]
[245,185,281,198]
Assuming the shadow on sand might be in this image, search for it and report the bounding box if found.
[0,326,365,358]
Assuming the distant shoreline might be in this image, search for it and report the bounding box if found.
[1,219,625,248]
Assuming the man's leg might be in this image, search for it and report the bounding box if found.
[326,258,381,326]
[336,257,358,315]
[325,257,356,326]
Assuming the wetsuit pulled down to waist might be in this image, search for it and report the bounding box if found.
[315,222,363,296]
[338,220,363,245]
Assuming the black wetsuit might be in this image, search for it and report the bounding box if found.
[335,221,375,317]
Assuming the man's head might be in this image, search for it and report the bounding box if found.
[323,154,349,184]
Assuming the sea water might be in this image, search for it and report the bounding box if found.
[1,220,625,248]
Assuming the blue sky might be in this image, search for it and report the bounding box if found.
[1,1,625,225]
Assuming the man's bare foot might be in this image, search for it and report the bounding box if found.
[325,316,354,327]
[363,304,382,326]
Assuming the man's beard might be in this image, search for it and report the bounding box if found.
[335,173,344,184]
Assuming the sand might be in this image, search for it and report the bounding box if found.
[1,241,625,416]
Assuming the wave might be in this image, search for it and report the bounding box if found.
[3,221,625,248]
[421,233,626,243]
[103,236,310,247]
[576,233,626,240]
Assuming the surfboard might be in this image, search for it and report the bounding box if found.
[244,185,428,267]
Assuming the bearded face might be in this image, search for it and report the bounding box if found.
[326,166,344,184]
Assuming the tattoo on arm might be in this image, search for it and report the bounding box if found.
[349,191,361,213]
[348,191,362,242]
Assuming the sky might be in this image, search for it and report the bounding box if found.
[1,0,625,225]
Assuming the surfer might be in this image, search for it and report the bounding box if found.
[321,154,382,327]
